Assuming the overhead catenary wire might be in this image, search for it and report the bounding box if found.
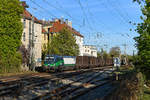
[97,0,132,38]
[30,7,50,20]
[77,0,94,31]
[41,0,83,28]
[85,0,112,32]
[76,0,106,47]
[106,0,134,29]
[114,0,133,22]
[42,0,73,19]
[30,0,57,18]
[29,0,84,35]
[28,0,134,54]
[84,0,130,48]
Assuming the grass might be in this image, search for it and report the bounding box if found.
[0,71,37,77]
[143,86,150,100]
[113,66,135,76]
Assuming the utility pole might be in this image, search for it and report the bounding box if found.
[29,17,32,70]
[133,50,135,57]
[31,16,35,71]
[101,48,104,66]
[123,44,127,66]
[29,16,35,71]
[48,23,54,55]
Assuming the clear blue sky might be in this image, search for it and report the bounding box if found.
[22,0,142,55]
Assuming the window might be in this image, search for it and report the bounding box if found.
[23,19,26,28]
[29,20,32,44]
[32,22,34,33]
[29,20,31,35]
[23,32,25,41]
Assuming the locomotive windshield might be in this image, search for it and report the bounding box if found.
[44,56,55,64]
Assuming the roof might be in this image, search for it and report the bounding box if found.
[83,45,97,47]
[23,9,42,24]
[49,20,83,37]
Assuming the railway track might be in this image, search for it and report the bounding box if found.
[31,69,114,100]
[0,66,114,100]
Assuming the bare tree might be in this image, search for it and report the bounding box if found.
[19,45,29,67]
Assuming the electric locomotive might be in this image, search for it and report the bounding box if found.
[43,55,76,71]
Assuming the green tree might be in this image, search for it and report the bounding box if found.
[97,49,110,59]
[0,0,23,73]
[49,27,79,56]
[133,0,150,79]
[109,46,121,57]
[97,51,101,57]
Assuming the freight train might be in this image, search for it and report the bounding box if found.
[43,55,113,71]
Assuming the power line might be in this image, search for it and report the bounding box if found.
[42,0,73,19]
[114,0,133,22]
[30,0,83,34]
[106,0,133,29]
[109,0,134,29]
[30,0,56,18]
[85,0,112,32]
[97,0,132,38]
[77,0,94,31]
[30,7,50,20]
[42,0,83,28]
[85,0,133,45]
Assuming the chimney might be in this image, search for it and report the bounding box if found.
[65,19,68,24]
[54,18,59,22]
[60,17,64,24]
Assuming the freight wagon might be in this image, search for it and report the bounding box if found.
[43,55,113,72]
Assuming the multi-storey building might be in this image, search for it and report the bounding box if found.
[41,28,48,51]
[41,21,52,51]
[21,2,42,67]
[83,45,97,57]
[42,18,84,56]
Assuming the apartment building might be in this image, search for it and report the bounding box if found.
[42,18,84,56]
[83,45,97,57]
[21,2,42,67]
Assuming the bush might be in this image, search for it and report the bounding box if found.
[0,52,22,73]
[0,0,23,73]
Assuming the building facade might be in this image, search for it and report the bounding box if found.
[21,3,42,67]
[83,45,97,57]
[75,34,84,56]
[42,19,84,56]
[41,28,48,51]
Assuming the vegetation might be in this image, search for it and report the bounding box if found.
[48,27,79,56]
[109,46,121,57]
[0,0,23,73]
[143,86,150,100]
[105,72,144,100]
[97,49,110,58]
[19,45,29,67]
[42,44,47,60]
[133,0,150,80]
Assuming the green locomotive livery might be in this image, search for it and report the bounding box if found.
[43,55,76,71]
